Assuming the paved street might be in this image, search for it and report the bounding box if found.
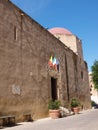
[5,109,98,130]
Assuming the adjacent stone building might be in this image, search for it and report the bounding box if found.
[0,0,91,121]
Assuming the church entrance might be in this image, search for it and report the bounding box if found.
[51,77,57,100]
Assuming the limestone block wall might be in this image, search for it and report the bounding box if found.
[54,34,83,59]
[76,37,83,59]
[75,57,91,109]
[0,0,50,121]
[55,34,77,53]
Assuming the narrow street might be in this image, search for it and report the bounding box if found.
[5,109,98,130]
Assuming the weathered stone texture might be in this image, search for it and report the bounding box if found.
[0,0,91,121]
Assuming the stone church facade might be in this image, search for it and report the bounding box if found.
[0,0,91,121]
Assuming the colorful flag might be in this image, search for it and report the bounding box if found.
[48,56,53,67]
[53,56,57,70]
[48,55,59,71]
[56,59,59,71]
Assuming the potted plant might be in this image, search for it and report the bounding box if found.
[48,100,61,119]
[70,98,80,114]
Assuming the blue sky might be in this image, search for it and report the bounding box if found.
[10,0,98,71]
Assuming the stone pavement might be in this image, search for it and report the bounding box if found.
[5,109,98,130]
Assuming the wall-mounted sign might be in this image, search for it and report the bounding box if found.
[12,84,21,95]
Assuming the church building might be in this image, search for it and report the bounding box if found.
[0,0,91,121]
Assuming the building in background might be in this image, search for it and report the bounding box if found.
[89,72,98,104]
[0,0,91,122]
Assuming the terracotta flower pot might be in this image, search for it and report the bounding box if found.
[73,107,80,114]
[49,109,60,119]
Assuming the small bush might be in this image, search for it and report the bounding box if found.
[48,100,61,110]
[70,98,80,108]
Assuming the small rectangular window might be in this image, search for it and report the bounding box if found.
[81,71,83,79]
[14,26,17,40]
